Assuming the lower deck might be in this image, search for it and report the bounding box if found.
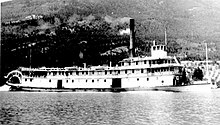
[14,74,176,90]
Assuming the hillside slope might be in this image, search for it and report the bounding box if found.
[1,0,220,40]
[1,0,220,78]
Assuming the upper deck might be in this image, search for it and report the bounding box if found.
[19,42,182,75]
[118,41,181,69]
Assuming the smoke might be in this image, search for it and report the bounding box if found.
[119,28,130,35]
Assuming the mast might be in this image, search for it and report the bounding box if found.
[205,42,208,75]
[164,26,167,45]
[29,44,32,76]
[129,18,135,57]
[30,47,32,69]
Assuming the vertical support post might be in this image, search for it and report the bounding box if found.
[83,63,86,69]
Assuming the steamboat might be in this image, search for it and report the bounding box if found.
[5,19,186,92]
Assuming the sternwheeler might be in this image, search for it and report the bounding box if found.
[5,19,187,92]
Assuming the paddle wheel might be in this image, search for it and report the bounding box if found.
[6,70,22,84]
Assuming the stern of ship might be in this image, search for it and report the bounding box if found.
[5,70,23,91]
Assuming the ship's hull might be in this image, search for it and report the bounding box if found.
[6,74,178,92]
[6,83,216,92]
[5,83,170,92]
[6,78,217,92]
[6,84,217,93]
[152,84,217,92]
[7,84,125,92]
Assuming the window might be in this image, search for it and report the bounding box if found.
[170,67,174,71]
[164,60,167,64]
[153,46,156,50]
[86,80,88,82]
[168,60,171,64]
[152,69,155,73]
[105,71,107,75]
[25,79,27,81]
[141,69,144,73]
[132,69,134,73]
[30,79,33,82]
[152,61,155,64]
[66,80,68,83]
[121,62,124,66]
[49,79,51,82]
[137,78,139,81]
[72,80,74,83]
[136,62,138,65]
[147,78,149,81]
[92,80,94,82]
[125,70,127,74]
[144,60,147,64]
[65,72,69,76]
[104,79,106,82]
[156,68,159,72]
[157,46,160,50]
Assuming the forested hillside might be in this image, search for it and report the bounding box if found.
[1,0,220,78]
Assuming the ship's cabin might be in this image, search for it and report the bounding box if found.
[151,45,167,58]
[150,40,167,58]
[118,41,180,67]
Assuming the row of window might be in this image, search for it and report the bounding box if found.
[120,59,176,66]
[23,67,178,77]
[152,45,166,51]
[25,79,108,83]
[25,78,151,83]
[64,79,108,83]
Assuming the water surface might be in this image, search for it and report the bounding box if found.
[1,90,220,125]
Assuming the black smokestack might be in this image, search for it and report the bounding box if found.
[129,18,135,57]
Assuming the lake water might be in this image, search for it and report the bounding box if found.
[1,90,220,125]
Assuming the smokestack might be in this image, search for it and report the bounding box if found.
[129,18,135,57]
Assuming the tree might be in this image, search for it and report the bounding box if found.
[192,67,204,81]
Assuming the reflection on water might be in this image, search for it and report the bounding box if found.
[1,91,220,125]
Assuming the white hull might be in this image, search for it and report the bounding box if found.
[7,74,176,92]
[6,76,218,92]
[153,84,217,92]
[6,83,217,92]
